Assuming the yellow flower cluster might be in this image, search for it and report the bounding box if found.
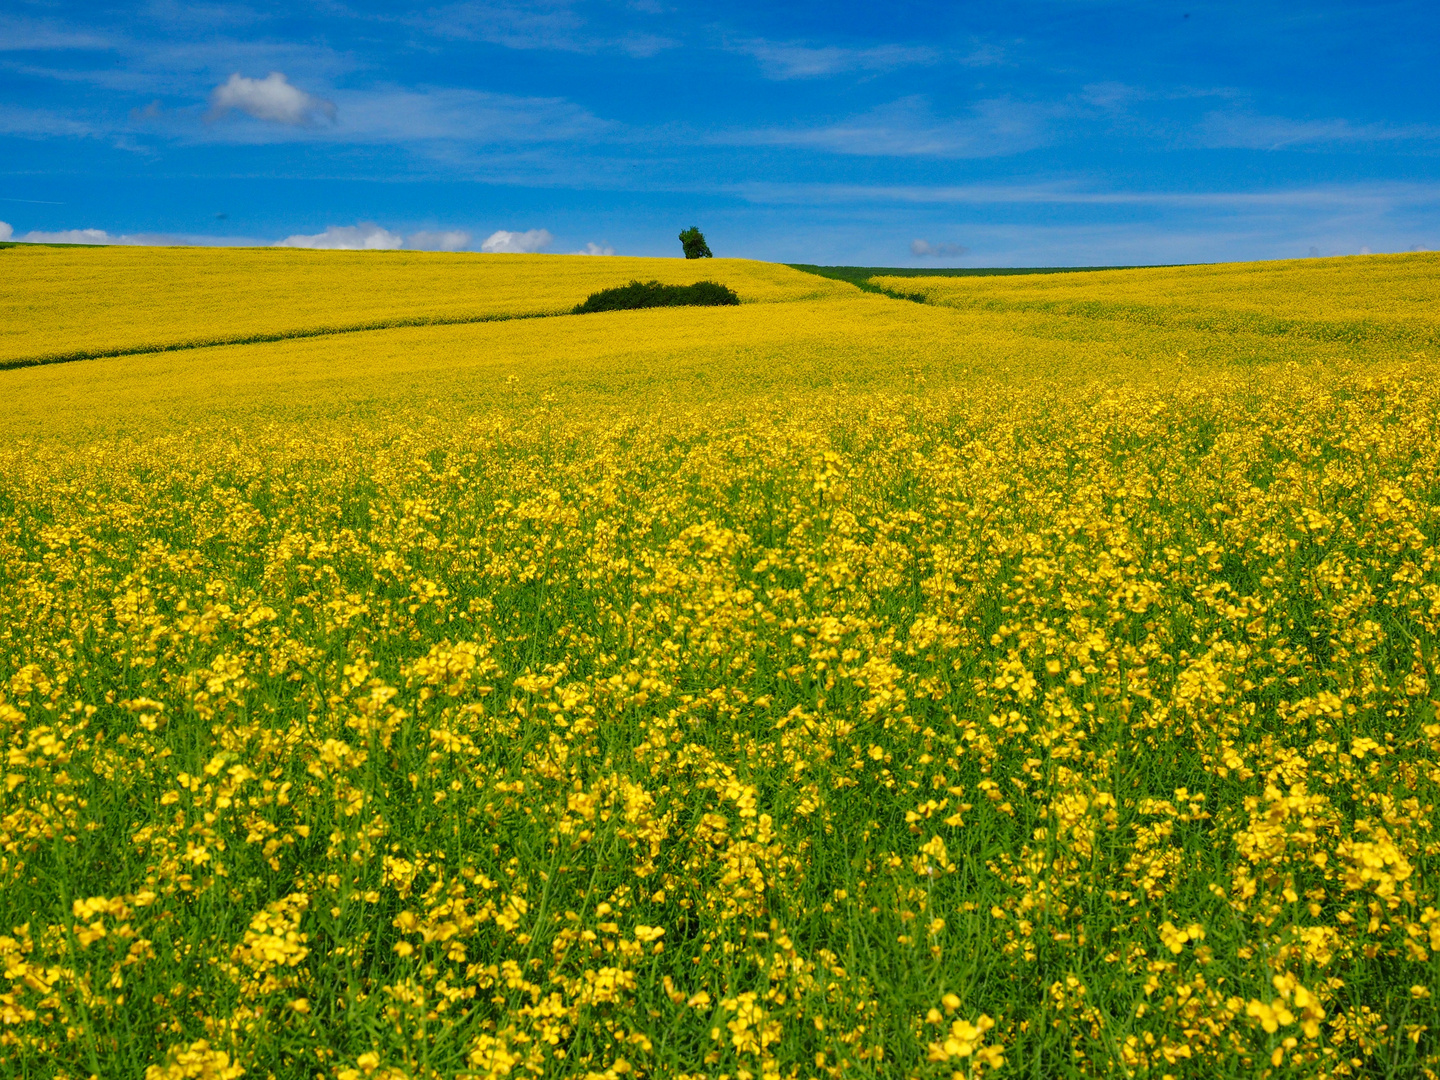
[924,997,1003,1074]
[1,249,1438,1077]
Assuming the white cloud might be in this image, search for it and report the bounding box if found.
[407,229,473,251]
[209,72,336,126]
[572,242,614,255]
[481,228,553,253]
[275,223,402,250]
[0,221,11,241]
[911,239,968,257]
[19,227,116,244]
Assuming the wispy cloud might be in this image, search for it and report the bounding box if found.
[0,221,11,241]
[572,241,615,255]
[1079,80,1239,112]
[423,1,675,57]
[481,228,553,253]
[140,1,269,31]
[1192,110,1440,150]
[0,105,94,138]
[0,16,113,51]
[208,72,336,126]
[425,0,581,50]
[736,40,937,80]
[723,96,1056,158]
[731,179,1440,211]
[329,88,608,144]
[161,86,613,146]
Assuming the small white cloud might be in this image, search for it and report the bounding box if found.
[911,239,968,257]
[0,221,11,241]
[275,223,402,250]
[209,72,336,126]
[481,228,553,253]
[407,229,472,251]
[572,241,614,255]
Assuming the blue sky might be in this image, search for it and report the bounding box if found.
[2,1,1437,264]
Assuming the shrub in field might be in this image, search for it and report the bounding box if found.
[572,278,739,313]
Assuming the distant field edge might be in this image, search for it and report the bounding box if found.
[0,240,108,250]
[784,262,1184,302]
[0,308,568,372]
[787,262,1180,283]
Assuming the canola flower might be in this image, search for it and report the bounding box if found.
[1,252,1439,1078]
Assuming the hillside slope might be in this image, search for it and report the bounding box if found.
[0,247,853,367]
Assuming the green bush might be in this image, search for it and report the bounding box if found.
[572,279,739,314]
[679,226,713,259]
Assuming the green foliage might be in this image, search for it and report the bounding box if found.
[572,278,738,313]
[679,226,713,259]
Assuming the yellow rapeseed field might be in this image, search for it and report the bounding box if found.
[1,247,1438,1080]
[872,253,1440,359]
[0,247,852,368]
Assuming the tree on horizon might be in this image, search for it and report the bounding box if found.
[679,226,713,259]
